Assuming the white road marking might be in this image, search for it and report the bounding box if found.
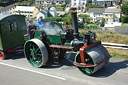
[0,62,66,80]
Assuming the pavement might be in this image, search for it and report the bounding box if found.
[0,52,128,85]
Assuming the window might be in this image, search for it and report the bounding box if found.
[30,15,33,17]
[8,19,17,32]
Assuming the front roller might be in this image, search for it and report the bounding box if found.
[75,44,111,75]
[24,39,48,67]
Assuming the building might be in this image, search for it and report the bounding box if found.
[36,7,57,19]
[71,0,88,6]
[35,0,66,5]
[0,4,16,15]
[71,0,88,12]
[36,11,48,19]
[49,7,57,17]
[35,0,53,5]
[53,0,66,5]
[88,8,121,27]
[92,0,119,7]
[14,6,39,18]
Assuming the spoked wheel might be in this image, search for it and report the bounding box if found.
[24,39,48,67]
[0,51,6,60]
[75,53,94,75]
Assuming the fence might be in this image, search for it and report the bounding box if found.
[102,42,128,50]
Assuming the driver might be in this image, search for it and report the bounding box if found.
[37,16,46,29]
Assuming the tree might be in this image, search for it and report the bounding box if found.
[44,17,62,22]
[100,18,105,27]
[104,3,107,8]
[62,13,72,25]
[88,0,92,3]
[78,14,91,24]
[65,0,71,4]
[121,3,128,16]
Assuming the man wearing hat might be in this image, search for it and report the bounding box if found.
[37,16,46,29]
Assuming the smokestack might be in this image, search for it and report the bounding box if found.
[70,7,79,39]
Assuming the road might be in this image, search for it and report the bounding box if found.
[0,52,128,85]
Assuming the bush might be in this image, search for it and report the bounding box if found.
[56,6,64,11]
[86,5,103,10]
[44,17,62,22]
[121,15,128,23]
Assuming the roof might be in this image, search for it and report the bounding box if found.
[96,17,103,20]
[0,4,16,12]
[0,14,24,21]
[15,6,35,12]
[94,0,116,1]
[37,10,47,15]
[50,7,56,10]
[88,8,121,14]
[105,9,121,13]
[40,11,47,14]
[88,9,105,14]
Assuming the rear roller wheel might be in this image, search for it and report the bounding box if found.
[75,53,94,75]
[24,39,48,67]
[0,51,6,60]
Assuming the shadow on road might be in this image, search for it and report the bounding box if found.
[92,60,128,77]
[43,53,76,69]
[5,52,25,60]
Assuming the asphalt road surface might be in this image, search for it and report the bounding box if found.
[0,52,128,85]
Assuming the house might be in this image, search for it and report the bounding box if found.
[49,7,57,17]
[71,0,88,6]
[35,0,66,5]
[14,6,39,18]
[88,8,121,27]
[92,0,120,7]
[71,0,88,12]
[54,0,66,5]
[0,4,16,15]
[36,7,57,19]
[35,0,53,5]
[36,11,48,19]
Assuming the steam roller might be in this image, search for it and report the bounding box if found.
[74,41,110,75]
[24,7,111,75]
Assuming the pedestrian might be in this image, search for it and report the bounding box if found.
[37,16,46,29]
[27,20,37,39]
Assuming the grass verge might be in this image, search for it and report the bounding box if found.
[107,48,128,60]
[79,29,128,60]
[122,23,128,26]
[79,29,128,44]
